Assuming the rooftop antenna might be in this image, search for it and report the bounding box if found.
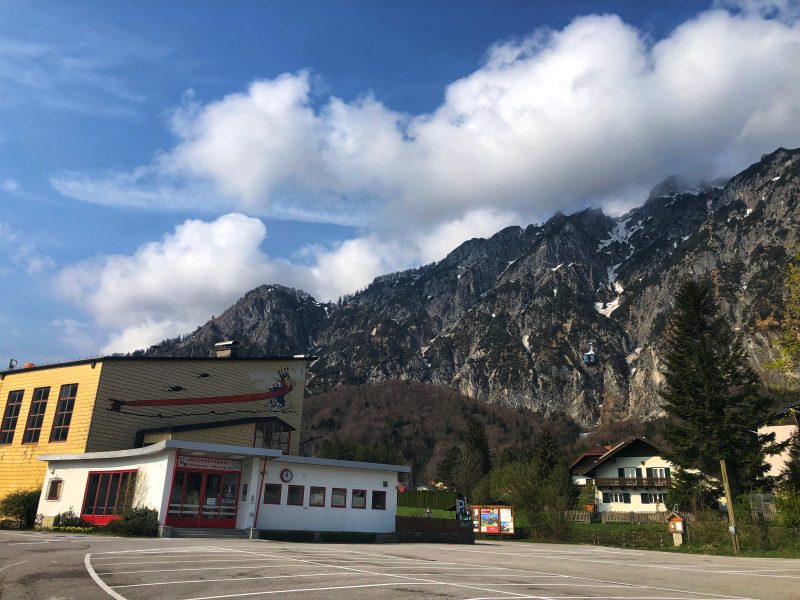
[7,359,17,370]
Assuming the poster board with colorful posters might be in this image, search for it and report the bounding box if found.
[471,505,514,535]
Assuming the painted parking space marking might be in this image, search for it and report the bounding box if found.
[84,542,765,600]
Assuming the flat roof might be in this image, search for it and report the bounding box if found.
[38,440,411,473]
[275,455,411,473]
[1,354,317,376]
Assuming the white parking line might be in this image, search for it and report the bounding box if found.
[0,560,27,573]
[95,563,322,575]
[451,547,797,580]
[85,554,127,600]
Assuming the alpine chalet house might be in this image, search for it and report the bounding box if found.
[579,437,673,513]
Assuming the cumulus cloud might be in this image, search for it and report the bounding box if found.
[56,213,308,352]
[51,5,800,352]
[57,209,519,351]
[52,6,800,226]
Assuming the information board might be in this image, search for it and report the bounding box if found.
[471,505,514,535]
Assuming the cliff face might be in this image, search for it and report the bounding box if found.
[153,148,800,427]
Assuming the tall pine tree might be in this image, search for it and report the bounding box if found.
[661,279,779,498]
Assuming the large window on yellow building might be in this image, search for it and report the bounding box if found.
[49,384,78,442]
[22,387,50,444]
[0,390,24,445]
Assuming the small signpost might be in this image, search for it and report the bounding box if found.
[666,510,687,546]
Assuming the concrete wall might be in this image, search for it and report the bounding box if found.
[36,453,171,527]
[593,455,673,513]
[257,461,399,533]
[0,362,103,498]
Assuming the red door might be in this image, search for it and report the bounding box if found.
[166,469,239,528]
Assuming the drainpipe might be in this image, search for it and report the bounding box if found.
[252,457,267,530]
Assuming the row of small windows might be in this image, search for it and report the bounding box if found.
[0,384,78,445]
[602,492,667,504]
[263,484,387,510]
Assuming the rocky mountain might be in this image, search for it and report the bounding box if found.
[151,148,800,428]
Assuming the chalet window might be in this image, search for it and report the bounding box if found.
[287,485,304,506]
[50,384,78,442]
[263,483,281,504]
[331,487,347,508]
[642,492,666,504]
[46,478,63,500]
[254,421,292,453]
[619,467,642,478]
[82,471,136,517]
[352,489,367,509]
[22,387,50,444]
[309,486,326,507]
[647,467,668,478]
[603,491,631,503]
[0,390,24,445]
[371,490,386,510]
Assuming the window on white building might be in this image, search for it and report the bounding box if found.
[602,492,631,503]
[641,493,666,504]
[646,467,669,478]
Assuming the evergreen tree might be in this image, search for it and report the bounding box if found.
[532,427,560,479]
[774,250,800,372]
[781,431,800,491]
[436,445,461,489]
[463,417,492,475]
[661,279,779,497]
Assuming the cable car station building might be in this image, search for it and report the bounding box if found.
[0,350,408,535]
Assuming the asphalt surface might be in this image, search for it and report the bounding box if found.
[2,531,799,599]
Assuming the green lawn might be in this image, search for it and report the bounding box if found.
[396,506,455,519]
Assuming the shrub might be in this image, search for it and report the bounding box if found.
[53,508,89,528]
[776,488,800,531]
[0,489,41,529]
[123,507,159,536]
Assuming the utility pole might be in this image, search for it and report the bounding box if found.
[719,458,740,553]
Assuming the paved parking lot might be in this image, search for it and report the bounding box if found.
[2,531,800,599]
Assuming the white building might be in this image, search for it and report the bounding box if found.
[36,439,409,535]
[580,437,673,513]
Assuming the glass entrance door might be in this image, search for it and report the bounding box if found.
[166,469,239,528]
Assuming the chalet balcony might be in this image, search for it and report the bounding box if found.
[593,477,671,488]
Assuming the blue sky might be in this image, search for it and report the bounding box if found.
[1,0,799,362]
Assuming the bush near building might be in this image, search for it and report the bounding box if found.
[105,507,159,537]
[0,489,40,529]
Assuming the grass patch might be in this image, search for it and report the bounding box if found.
[396,506,454,519]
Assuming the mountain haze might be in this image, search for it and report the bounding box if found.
[150,148,800,427]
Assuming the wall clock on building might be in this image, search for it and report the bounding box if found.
[280,469,293,482]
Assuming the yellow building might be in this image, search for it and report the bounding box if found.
[0,354,310,499]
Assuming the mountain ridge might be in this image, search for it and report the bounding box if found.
[147,147,800,426]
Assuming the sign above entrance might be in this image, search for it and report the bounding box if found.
[178,456,242,472]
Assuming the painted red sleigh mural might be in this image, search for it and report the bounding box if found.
[109,369,295,412]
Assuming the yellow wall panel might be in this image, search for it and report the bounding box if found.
[0,363,103,499]
[172,423,256,446]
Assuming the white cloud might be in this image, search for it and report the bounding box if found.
[48,5,800,352]
[0,221,55,275]
[57,210,518,351]
[56,213,313,353]
[51,7,800,226]
[1,178,19,193]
